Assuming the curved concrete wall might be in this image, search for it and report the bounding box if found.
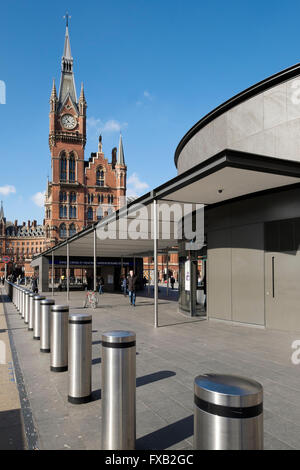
[177,74,300,174]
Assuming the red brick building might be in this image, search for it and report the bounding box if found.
[44,23,127,249]
[0,202,46,279]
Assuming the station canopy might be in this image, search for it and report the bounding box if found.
[34,149,300,260]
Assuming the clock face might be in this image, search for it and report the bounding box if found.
[61,114,76,130]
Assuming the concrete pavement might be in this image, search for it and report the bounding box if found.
[2,287,300,450]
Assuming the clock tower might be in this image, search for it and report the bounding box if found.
[45,21,87,246]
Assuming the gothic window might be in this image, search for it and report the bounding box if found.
[69,206,76,219]
[60,153,67,181]
[59,223,67,239]
[59,191,67,202]
[69,192,76,203]
[96,167,105,187]
[107,195,114,204]
[87,207,93,220]
[46,226,50,238]
[59,205,67,218]
[88,194,94,204]
[97,194,104,204]
[69,153,76,182]
[69,223,76,237]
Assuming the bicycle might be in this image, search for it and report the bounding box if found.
[83,290,99,309]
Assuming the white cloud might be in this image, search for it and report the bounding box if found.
[0,185,16,196]
[31,191,45,208]
[87,117,128,134]
[143,90,152,100]
[127,173,149,198]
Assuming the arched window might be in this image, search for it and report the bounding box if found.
[69,153,76,182]
[69,224,76,237]
[96,167,105,187]
[88,194,94,204]
[97,194,104,204]
[69,206,76,219]
[69,192,76,203]
[60,153,67,181]
[59,191,67,202]
[46,226,50,238]
[87,207,93,220]
[59,223,67,239]
[59,205,67,218]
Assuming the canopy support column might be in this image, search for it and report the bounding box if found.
[153,200,158,328]
[93,227,97,292]
[166,252,169,297]
[67,242,70,302]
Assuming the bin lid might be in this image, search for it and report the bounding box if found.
[69,313,92,323]
[51,304,69,312]
[194,374,263,408]
[102,330,136,344]
[40,299,55,305]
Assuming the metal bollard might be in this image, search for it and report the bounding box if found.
[33,296,45,340]
[68,313,92,404]
[28,292,35,331]
[40,299,55,353]
[194,374,263,450]
[101,330,136,450]
[50,305,69,372]
[24,291,30,324]
[21,289,26,319]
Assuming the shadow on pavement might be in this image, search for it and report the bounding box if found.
[136,370,176,387]
[136,415,193,450]
[0,408,27,450]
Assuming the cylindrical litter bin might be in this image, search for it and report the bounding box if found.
[68,313,92,404]
[33,296,45,340]
[28,292,35,331]
[50,305,69,372]
[194,374,263,450]
[40,299,55,353]
[24,291,30,324]
[101,330,136,450]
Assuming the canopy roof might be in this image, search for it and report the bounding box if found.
[33,149,300,260]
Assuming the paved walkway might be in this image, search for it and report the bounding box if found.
[0,296,26,449]
[2,288,300,450]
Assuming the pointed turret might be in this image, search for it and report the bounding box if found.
[58,24,77,107]
[117,134,125,166]
[79,82,87,115]
[50,78,58,112]
[0,201,4,220]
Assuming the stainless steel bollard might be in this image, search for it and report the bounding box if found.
[50,305,69,372]
[28,292,35,331]
[24,291,30,324]
[40,299,55,353]
[68,313,92,404]
[194,374,263,450]
[33,296,45,340]
[101,330,136,450]
[22,289,27,320]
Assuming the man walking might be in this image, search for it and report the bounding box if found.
[127,270,137,307]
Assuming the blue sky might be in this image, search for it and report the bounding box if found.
[0,0,299,223]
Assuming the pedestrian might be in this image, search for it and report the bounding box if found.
[121,277,127,296]
[127,270,137,307]
[98,276,104,294]
[170,276,175,289]
[32,276,38,294]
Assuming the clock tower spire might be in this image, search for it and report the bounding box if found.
[45,18,87,246]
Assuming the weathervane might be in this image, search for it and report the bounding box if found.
[63,11,71,27]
